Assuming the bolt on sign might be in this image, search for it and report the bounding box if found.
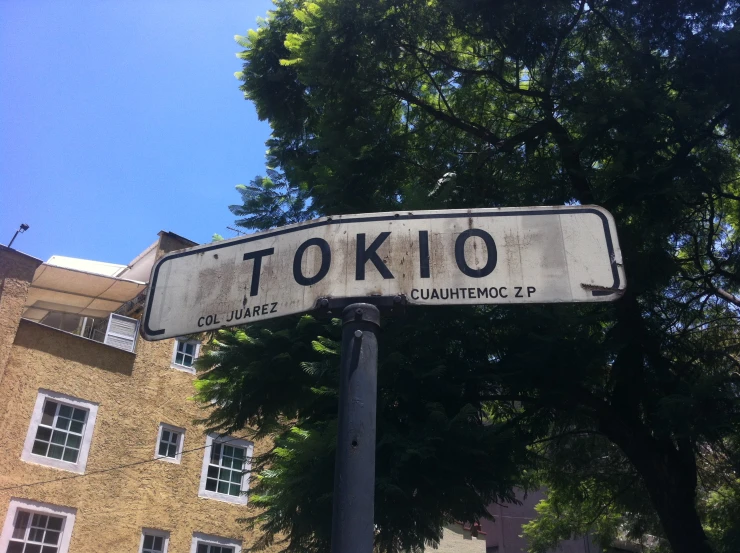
[141,206,626,340]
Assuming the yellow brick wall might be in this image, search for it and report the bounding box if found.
[0,319,278,553]
[0,246,41,383]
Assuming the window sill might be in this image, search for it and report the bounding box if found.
[197,490,249,506]
[20,453,86,474]
[170,363,196,374]
[154,454,181,465]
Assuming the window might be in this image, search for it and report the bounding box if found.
[198,434,253,505]
[189,533,241,553]
[21,390,98,474]
[171,339,200,373]
[140,529,169,553]
[0,499,76,553]
[155,423,185,464]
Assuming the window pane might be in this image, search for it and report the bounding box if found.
[55,418,70,431]
[158,441,169,457]
[32,441,49,456]
[43,530,60,544]
[71,409,86,422]
[25,544,42,553]
[217,480,230,494]
[62,448,79,463]
[207,466,219,478]
[69,421,84,434]
[167,443,177,457]
[197,543,209,553]
[7,541,24,553]
[175,353,184,365]
[233,448,244,460]
[231,470,242,483]
[182,355,193,367]
[232,458,243,471]
[42,401,57,424]
[32,515,47,527]
[58,405,72,418]
[66,434,81,449]
[143,535,154,548]
[206,478,218,491]
[153,536,163,550]
[221,456,232,469]
[35,427,52,442]
[211,443,221,462]
[48,445,64,459]
[29,527,44,542]
[223,445,233,457]
[230,484,241,496]
[50,431,66,445]
[47,517,63,531]
[12,511,29,539]
[41,547,59,553]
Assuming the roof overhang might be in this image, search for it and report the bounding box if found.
[23,263,147,322]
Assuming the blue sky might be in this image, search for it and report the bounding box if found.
[1,0,275,265]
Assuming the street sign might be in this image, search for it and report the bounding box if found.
[142,206,625,340]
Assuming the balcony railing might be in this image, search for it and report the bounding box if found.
[37,311,139,352]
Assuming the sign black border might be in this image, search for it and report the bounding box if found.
[143,207,621,338]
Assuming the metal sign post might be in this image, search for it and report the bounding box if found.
[331,303,380,553]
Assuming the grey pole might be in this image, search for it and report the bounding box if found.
[330,302,380,553]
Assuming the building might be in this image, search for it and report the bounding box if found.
[0,233,278,553]
[480,491,597,553]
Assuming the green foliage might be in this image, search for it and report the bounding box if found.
[198,1,740,551]
[197,309,532,552]
[229,168,316,231]
[522,485,623,553]
[704,480,740,553]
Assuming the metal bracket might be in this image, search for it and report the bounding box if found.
[314,294,407,317]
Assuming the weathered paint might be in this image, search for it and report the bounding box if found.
[143,206,626,340]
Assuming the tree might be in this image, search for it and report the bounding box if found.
[196,1,740,552]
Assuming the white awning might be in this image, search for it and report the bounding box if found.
[23,263,147,322]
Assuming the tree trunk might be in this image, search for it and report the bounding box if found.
[600,418,713,553]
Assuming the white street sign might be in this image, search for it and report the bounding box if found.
[142,206,625,340]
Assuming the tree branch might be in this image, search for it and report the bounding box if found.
[546,117,595,203]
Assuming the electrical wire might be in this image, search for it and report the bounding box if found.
[0,433,253,492]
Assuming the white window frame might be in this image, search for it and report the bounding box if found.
[154,423,185,464]
[0,498,77,553]
[171,338,201,373]
[140,527,170,553]
[190,532,242,553]
[198,433,253,505]
[21,389,99,474]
